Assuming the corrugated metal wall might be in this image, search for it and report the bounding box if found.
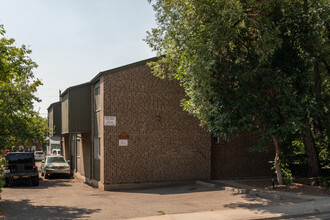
[53,102,62,136]
[69,85,91,133]
[61,93,69,134]
[48,108,54,136]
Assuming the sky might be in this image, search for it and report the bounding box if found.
[0,0,157,117]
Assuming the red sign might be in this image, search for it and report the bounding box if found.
[118,132,129,139]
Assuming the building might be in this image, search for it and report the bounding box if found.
[46,137,61,156]
[60,83,92,179]
[48,57,273,190]
[47,102,62,155]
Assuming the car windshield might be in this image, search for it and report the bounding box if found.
[7,153,34,164]
[47,157,66,164]
[35,152,44,155]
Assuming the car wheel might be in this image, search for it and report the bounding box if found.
[41,169,44,176]
[31,176,39,186]
[44,172,49,179]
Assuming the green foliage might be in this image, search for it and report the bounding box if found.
[282,167,294,186]
[317,63,330,167]
[271,159,294,185]
[0,158,5,196]
[0,24,47,148]
[318,176,330,189]
[146,0,329,167]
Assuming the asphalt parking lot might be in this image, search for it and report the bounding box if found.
[0,162,307,220]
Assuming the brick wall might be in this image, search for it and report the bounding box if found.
[102,64,211,184]
[211,133,275,179]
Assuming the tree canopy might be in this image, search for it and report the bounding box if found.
[146,0,329,183]
[0,24,47,148]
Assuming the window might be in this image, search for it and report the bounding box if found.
[7,153,34,164]
[94,112,100,137]
[47,157,66,164]
[94,86,100,111]
[94,138,101,160]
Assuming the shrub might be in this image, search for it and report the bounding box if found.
[282,167,294,185]
[0,158,6,196]
[318,176,330,190]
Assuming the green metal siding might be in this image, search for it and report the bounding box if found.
[53,102,62,136]
[62,93,69,134]
[48,108,54,136]
[48,102,62,136]
[69,85,91,133]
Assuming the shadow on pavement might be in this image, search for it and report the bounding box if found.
[5,178,73,189]
[223,193,304,210]
[113,183,224,195]
[1,199,100,220]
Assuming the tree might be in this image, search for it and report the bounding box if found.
[0,24,46,148]
[146,0,329,184]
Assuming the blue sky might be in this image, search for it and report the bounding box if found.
[0,0,156,116]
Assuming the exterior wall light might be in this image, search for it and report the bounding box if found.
[155,114,161,120]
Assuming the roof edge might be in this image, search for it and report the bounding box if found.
[90,56,159,84]
[60,82,90,97]
[47,101,61,111]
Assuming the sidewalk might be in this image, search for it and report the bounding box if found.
[125,180,330,220]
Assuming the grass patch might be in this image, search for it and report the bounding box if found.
[157,211,165,215]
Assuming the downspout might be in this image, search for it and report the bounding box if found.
[75,134,77,173]
[90,138,93,180]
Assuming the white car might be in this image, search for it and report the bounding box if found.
[41,156,71,178]
[52,149,61,155]
[34,151,45,161]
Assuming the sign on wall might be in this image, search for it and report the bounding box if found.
[119,139,128,146]
[118,132,129,146]
[118,132,129,139]
[104,116,116,126]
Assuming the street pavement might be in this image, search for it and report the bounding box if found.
[127,197,330,220]
[0,162,329,219]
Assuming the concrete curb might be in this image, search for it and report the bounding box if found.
[213,180,328,200]
[195,180,217,188]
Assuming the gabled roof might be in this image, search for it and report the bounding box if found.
[48,56,159,108]
[60,82,90,98]
[90,56,158,84]
[47,101,61,111]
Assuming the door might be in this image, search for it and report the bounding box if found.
[70,136,75,170]
[93,137,100,181]
[76,139,81,173]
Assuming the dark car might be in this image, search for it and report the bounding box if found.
[4,152,39,186]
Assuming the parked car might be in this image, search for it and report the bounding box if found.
[41,155,70,178]
[34,151,45,161]
[52,149,61,155]
[3,152,39,186]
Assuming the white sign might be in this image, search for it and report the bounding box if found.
[104,116,116,126]
[119,139,128,146]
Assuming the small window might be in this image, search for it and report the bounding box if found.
[94,86,100,111]
[94,138,101,160]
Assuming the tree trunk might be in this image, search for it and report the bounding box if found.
[313,61,322,141]
[273,137,283,185]
[313,60,322,139]
[303,126,321,177]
